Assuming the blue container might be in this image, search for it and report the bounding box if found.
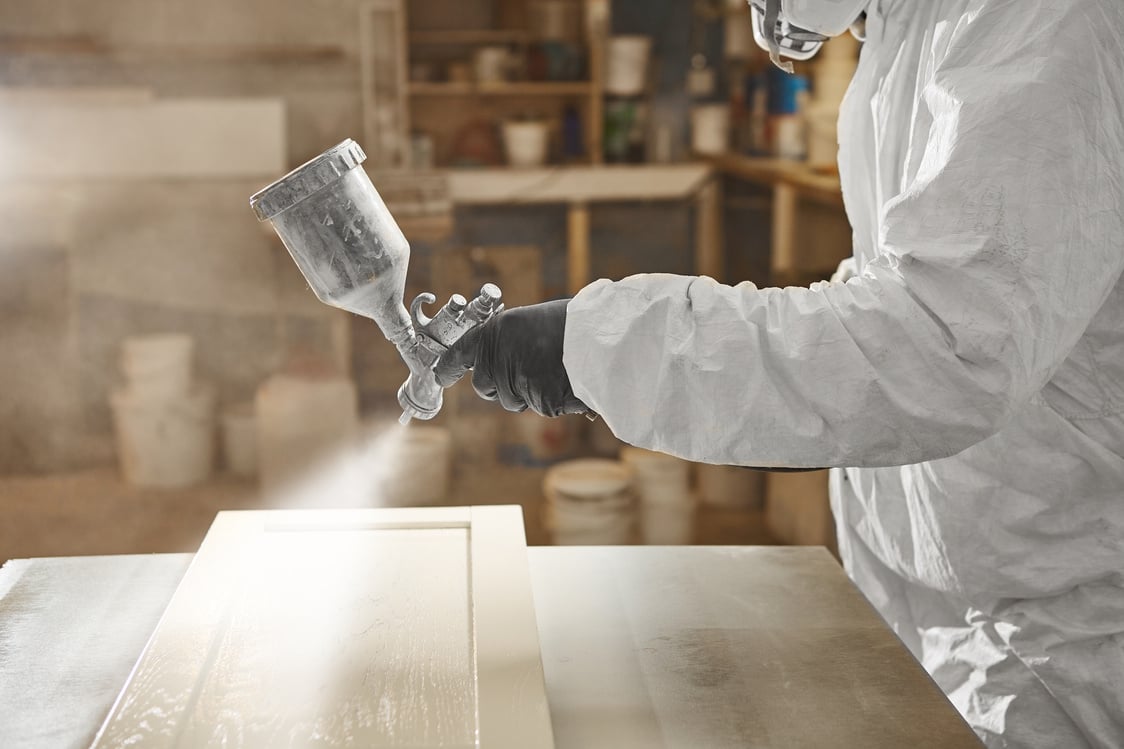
[768,69,809,115]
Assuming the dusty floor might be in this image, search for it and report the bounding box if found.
[0,464,775,564]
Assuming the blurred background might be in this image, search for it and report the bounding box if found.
[0,0,858,562]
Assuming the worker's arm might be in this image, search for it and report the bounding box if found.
[564,25,1124,468]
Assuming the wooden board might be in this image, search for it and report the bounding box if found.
[90,506,553,748]
[0,97,285,180]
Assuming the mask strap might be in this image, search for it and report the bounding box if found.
[764,0,795,73]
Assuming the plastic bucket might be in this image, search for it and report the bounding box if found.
[120,334,193,399]
[475,46,510,84]
[620,446,691,505]
[691,104,731,155]
[697,463,764,509]
[544,459,634,544]
[111,385,215,489]
[503,121,550,168]
[222,402,258,478]
[606,36,652,96]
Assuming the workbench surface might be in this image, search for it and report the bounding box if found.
[0,546,982,748]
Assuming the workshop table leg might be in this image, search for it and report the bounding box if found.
[695,177,724,280]
[567,202,591,295]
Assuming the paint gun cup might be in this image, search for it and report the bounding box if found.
[250,139,507,425]
[249,139,413,345]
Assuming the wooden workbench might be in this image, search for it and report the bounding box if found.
[0,547,981,748]
[704,152,846,279]
[447,164,720,293]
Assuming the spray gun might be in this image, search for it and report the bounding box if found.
[249,139,502,425]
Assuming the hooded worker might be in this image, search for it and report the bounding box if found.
[435,2,1124,746]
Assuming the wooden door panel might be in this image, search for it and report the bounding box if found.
[92,506,552,748]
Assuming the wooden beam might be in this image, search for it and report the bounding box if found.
[567,202,591,295]
[695,177,724,279]
[771,183,799,276]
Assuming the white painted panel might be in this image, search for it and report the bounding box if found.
[91,507,553,749]
[0,97,286,180]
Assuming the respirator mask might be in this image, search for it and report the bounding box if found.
[749,0,868,72]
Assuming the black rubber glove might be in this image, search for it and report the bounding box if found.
[434,299,588,417]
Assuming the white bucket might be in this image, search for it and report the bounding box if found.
[111,385,215,489]
[697,463,764,509]
[691,104,730,155]
[606,35,652,96]
[723,2,754,59]
[474,46,510,84]
[641,501,695,545]
[544,459,634,545]
[384,425,451,506]
[255,374,359,491]
[222,402,257,478]
[503,121,550,168]
[620,446,691,505]
[120,333,194,400]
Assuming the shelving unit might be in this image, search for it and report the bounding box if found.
[408,81,593,96]
[361,0,608,168]
[408,30,530,45]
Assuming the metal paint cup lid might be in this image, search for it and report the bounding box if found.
[249,139,366,221]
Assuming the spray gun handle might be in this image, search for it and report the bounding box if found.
[398,284,505,424]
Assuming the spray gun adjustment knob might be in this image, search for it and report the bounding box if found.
[478,283,501,308]
[465,283,504,325]
[448,294,467,313]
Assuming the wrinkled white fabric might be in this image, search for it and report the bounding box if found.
[830,256,857,284]
[563,1,1124,747]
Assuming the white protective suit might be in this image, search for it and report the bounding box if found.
[563,1,1124,747]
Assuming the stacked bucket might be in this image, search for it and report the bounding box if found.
[110,334,215,488]
[543,436,767,545]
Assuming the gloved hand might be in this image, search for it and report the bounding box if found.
[434,299,588,417]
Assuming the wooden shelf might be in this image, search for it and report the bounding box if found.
[409,81,593,96]
[0,36,346,63]
[408,29,530,45]
[445,163,713,205]
[702,152,843,206]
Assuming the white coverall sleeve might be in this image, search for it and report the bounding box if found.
[563,39,1124,468]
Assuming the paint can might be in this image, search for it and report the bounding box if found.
[691,104,731,155]
[502,120,550,167]
[111,384,215,489]
[475,46,510,84]
[543,459,634,545]
[621,447,694,544]
[606,36,652,96]
[120,333,193,400]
